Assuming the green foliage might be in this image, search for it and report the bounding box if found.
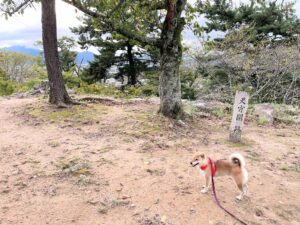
[0,51,46,84]
[35,36,77,72]
[0,79,15,96]
[194,0,300,42]
[0,67,6,79]
[63,70,81,89]
[140,71,159,96]
[76,82,141,98]
[17,79,43,92]
[180,69,199,100]
[58,36,77,72]
[70,0,161,85]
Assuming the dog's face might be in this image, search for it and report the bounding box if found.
[190,151,206,167]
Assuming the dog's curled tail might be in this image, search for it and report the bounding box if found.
[229,153,246,167]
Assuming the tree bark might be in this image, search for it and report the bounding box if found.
[159,0,186,118]
[126,41,137,85]
[41,0,71,106]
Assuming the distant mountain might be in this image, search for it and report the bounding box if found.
[3,45,41,56]
[1,45,94,65]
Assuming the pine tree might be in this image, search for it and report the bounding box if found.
[72,17,159,85]
[194,0,300,42]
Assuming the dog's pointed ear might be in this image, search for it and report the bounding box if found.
[200,153,205,159]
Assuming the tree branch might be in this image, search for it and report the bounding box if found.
[0,0,32,16]
[61,0,160,47]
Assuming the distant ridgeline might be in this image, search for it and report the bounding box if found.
[1,45,94,65]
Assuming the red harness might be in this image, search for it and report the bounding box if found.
[200,158,216,176]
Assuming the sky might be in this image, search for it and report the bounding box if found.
[0,0,300,51]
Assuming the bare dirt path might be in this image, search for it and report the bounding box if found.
[0,96,299,225]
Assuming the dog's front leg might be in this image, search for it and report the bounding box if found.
[201,174,211,193]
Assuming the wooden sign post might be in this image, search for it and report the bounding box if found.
[229,91,249,142]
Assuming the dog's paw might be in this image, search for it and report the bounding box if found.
[201,188,208,194]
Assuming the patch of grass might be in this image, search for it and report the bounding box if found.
[246,151,261,162]
[141,142,153,151]
[48,140,60,148]
[111,199,130,207]
[97,146,114,153]
[28,106,42,118]
[225,138,255,148]
[257,117,268,126]
[76,175,92,187]
[97,157,114,166]
[273,104,300,124]
[295,165,300,173]
[211,108,230,119]
[76,83,147,99]
[97,196,130,214]
[56,158,91,176]
[280,164,289,171]
[146,168,166,176]
[26,104,111,123]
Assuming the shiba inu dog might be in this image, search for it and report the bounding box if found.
[190,152,248,200]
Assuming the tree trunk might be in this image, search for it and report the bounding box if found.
[159,0,186,118]
[126,41,137,85]
[41,0,71,106]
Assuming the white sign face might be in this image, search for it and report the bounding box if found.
[229,91,249,142]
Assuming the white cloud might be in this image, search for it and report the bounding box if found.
[0,0,83,48]
[0,0,299,49]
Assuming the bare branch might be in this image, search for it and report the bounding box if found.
[1,0,33,16]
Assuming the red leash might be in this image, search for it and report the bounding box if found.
[208,158,248,225]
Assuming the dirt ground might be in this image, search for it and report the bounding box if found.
[0,96,299,225]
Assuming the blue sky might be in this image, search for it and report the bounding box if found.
[0,0,299,51]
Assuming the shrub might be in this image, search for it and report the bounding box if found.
[0,79,15,96]
[180,69,199,100]
[63,71,81,89]
[76,82,122,96]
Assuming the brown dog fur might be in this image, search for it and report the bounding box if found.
[190,151,248,200]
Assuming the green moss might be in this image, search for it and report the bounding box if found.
[295,165,300,173]
[257,117,268,126]
[280,164,289,171]
[28,107,42,118]
[27,104,111,123]
[211,108,228,118]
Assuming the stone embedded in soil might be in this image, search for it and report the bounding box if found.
[255,207,264,217]
[190,208,196,214]
[87,199,99,205]
[97,206,108,214]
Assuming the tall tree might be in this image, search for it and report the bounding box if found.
[63,0,187,118]
[41,0,72,106]
[1,0,72,107]
[72,16,159,85]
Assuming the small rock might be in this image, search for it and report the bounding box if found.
[97,206,108,214]
[121,195,131,200]
[190,208,196,214]
[177,120,186,126]
[255,207,264,217]
[129,204,135,209]
[160,215,167,223]
[87,199,99,205]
